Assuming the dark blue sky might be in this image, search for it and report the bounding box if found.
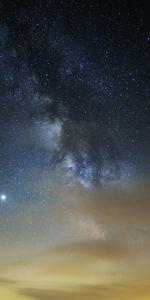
[0,0,150,203]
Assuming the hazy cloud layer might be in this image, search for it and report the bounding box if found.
[0,182,150,300]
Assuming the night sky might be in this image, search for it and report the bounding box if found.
[0,1,150,300]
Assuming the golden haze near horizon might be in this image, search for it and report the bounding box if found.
[0,181,150,300]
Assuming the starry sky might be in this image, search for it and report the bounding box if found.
[0,1,150,299]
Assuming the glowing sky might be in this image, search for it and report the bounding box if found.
[0,1,150,299]
[0,183,150,300]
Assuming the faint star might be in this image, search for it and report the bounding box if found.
[146,35,150,41]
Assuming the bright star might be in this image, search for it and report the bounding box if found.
[0,194,7,202]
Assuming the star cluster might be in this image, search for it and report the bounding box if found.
[0,0,150,201]
[0,3,150,299]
